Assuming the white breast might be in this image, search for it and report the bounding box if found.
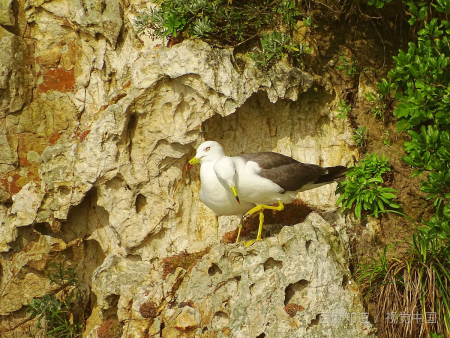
[199,161,254,217]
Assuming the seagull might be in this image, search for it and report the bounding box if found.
[187,141,348,245]
[186,142,256,240]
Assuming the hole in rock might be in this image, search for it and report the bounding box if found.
[342,274,349,289]
[305,240,312,251]
[208,263,222,277]
[307,314,320,331]
[100,1,106,13]
[135,194,147,213]
[34,222,52,236]
[263,257,283,271]
[212,311,230,329]
[58,185,71,195]
[256,333,266,338]
[284,279,310,305]
[103,294,120,319]
[61,187,102,242]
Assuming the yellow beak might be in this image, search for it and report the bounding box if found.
[231,185,240,204]
[186,156,201,171]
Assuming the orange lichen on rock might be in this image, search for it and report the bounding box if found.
[37,68,75,94]
[0,172,22,194]
[284,303,305,317]
[75,130,91,143]
[49,132,62,145]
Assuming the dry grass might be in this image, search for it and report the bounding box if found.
[358,234,450,338]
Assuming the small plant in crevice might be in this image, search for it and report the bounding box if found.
[337,56,359,77]
[26,262,83,338]
[383,130,391,146]
[249,31,312,68]
[336,99,351,119]
[336,153,400,218]
[365,78,395,121]
[352,126,367,147]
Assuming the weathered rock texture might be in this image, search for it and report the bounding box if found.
[0,0,368,337]
[113,213,374,338]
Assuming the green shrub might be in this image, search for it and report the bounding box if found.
[134,0,302,46]
[354,2,450,336]
[336,153,400,218]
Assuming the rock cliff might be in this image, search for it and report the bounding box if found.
[0,0,373,337]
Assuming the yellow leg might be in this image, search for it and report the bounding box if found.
[235,218,243,244]
[214,216,219,240]
[256,211,264,241]
[244,201,284,246]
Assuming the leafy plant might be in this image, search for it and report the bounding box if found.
[353,126,367,147]
[26,262,82,338]
[336,153,400,218]
[302,16,313,27]
[249,31,312,68]
[337,56,359,77]
[336,99,351,119]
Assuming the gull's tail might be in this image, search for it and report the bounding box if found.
[316,166,349,184]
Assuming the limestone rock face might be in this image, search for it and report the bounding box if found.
[91,213,375,338]
[0,0,364,336]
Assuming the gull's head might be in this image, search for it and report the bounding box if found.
[186,141,225,170]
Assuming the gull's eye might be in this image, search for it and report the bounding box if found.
[205,147,210,152]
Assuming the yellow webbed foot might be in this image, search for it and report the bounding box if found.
[244,201,284,219]
[244,238,261,247]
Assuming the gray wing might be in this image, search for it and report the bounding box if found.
[238,152,328,192]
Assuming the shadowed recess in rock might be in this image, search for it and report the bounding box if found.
[263,257,283,271]
[284,279,310,306]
